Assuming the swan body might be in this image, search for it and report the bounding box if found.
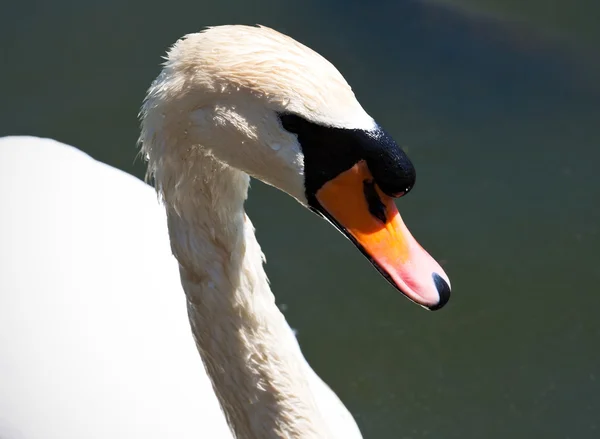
[0,25,450,438]
[0,136,360,439]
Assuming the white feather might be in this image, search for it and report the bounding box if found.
[0,24,378,439]
[0,135,362,439]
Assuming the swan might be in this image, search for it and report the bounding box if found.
[0,25,450,439]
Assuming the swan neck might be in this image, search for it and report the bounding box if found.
[165,157,328,438]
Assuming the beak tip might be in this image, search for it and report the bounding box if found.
[427,273,451,311]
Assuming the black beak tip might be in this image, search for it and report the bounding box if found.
[428,273,451,311]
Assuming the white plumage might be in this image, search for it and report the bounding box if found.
[0,135,361,438]
[0,24,449,439]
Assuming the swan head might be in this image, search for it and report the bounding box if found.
[141,24,451,310]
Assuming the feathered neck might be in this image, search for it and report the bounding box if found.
[156,147,330,438]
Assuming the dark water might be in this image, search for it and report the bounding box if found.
[2,1,599,437]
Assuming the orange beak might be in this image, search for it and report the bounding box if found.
[315,161,451,310]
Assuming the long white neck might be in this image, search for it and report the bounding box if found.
[163,153,330,438]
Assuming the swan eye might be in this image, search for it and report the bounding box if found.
[278,113,416,204]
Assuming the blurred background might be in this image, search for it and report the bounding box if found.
[2,0,599,437]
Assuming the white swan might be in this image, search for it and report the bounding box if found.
[0,25,450,439]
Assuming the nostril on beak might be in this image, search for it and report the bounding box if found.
[428,273,451,311]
